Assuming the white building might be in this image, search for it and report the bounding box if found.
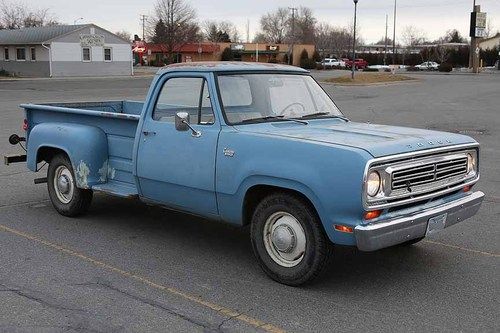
[0,24,132,77]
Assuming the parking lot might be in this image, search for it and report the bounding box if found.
[0,72,499,332]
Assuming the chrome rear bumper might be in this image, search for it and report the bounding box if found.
[355,191,484,251]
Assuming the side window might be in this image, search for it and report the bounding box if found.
[82,47,91,62]
[153,77,214,125]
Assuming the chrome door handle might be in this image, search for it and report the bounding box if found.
[143,131,156,136]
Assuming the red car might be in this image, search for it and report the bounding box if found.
[345,58,368,70]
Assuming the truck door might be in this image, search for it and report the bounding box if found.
[136,74,220,217]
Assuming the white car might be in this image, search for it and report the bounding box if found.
[415,61,439,70]
[319,58,346,68]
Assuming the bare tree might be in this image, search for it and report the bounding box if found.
[115,30,132,42]
[252,32,267,43]
[314,22,357,57]
[0,1,57,29]
[148,0,200,63]
[401,25,426,47]
[294,7,316,44]
[259,7,289,44]
[203,20,240,43]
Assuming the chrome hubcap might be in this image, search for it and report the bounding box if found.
[263,212,306,267]
[53,166,74,204]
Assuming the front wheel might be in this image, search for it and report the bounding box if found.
[47,154,93,217]
[250,193,332,286]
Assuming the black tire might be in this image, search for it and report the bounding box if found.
[250,192,332,286]
[47,154,93,217]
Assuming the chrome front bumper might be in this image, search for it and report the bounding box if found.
[355,191,485,251]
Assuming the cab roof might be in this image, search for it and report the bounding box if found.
[156,61,309,74]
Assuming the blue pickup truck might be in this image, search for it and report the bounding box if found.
[5,62,484,285]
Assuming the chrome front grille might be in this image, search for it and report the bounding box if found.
[392,156,468,190]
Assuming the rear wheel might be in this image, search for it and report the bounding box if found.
[250,193,332,286]
[47,154,93,217]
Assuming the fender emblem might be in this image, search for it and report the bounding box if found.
[223,148,235,157]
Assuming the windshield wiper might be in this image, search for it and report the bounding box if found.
[299,112,349,122]
[240,115,308,125]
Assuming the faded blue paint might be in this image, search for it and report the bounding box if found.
[21,62,480,247]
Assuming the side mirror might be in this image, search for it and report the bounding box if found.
[175,112,190,131]
[175,111,202,138]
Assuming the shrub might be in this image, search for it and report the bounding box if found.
[220,47,234,61]
[438,63,453,72]
[0,69,9,76]
[300,49,309,60]
[312,50,321,62]
[268,58,278,63]
[300,58,316,69]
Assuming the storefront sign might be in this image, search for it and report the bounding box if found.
[470,12,487,38]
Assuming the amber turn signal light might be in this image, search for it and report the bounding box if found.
[334,225,353,233]
[364,210,382,220]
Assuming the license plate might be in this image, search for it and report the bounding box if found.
[426,213,448,235]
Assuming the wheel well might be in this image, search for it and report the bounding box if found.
[37,147,67,164]
[242,185,318,226]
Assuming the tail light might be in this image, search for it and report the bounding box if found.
[22,119,28,131]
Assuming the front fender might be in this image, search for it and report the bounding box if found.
[27,122,108,188]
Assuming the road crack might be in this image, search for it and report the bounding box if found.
[72,280,221,332]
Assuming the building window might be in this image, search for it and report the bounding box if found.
[104,47,112,62]
[16,48,26,61]
[82,47,91,62]
[4,47,9,61]
[30,47,36,61]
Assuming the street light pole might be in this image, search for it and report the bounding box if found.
[393,0,397,65]
[352,0,358,80]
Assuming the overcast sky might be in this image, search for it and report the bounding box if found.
[35,0,500,43]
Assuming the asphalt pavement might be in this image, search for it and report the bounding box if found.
[0,71,499,332]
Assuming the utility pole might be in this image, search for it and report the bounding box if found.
[392,0,397,65]
[384,14,388,66]
[246,19,250,43]
[140,14,148,42]
[288,7,298,65]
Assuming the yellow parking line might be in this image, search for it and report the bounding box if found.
[423,240,500,258]
[0,223,285,333]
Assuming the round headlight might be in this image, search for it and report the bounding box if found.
[467,153,476,173]
[366,171,381,197]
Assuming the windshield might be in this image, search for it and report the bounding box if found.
[216,73,344,124]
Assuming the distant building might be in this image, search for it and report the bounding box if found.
[359,42,469,55]
[479,33,500,50]
[0,24,133,77]
[133,42,315,67]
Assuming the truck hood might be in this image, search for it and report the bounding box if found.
[234,120,477,157]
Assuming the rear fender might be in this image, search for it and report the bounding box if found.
[27,123,108,188]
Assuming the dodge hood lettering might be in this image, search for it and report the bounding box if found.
[235,120,476,157]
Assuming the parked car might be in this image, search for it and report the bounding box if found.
[5,62,484,286]
[415,61,440,70]
[318,58,346,68]
[345,58,368,70]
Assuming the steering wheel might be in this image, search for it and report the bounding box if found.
[278,102,306,117]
